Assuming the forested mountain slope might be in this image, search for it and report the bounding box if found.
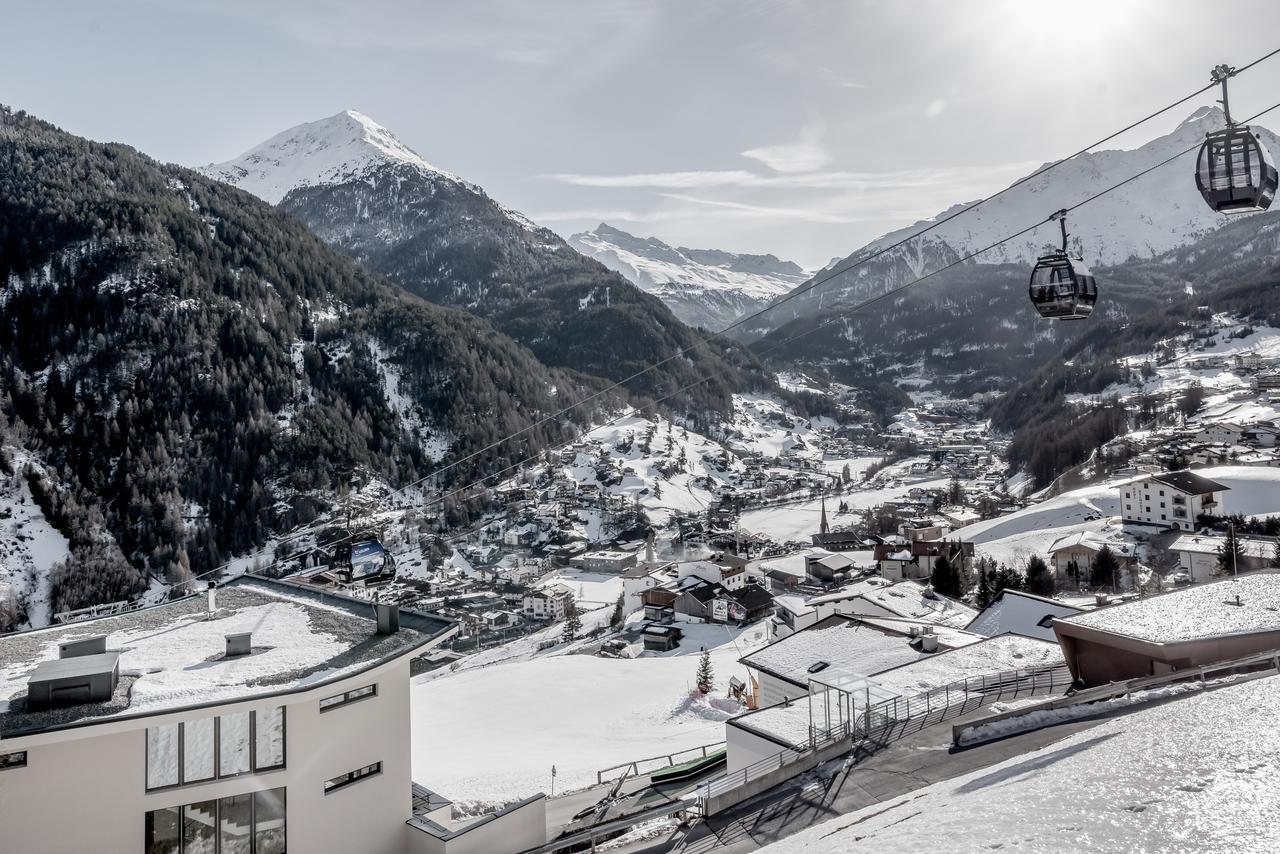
[0,106,613,618]
[203,111,768,413]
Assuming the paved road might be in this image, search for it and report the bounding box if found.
[611,708,1109,853]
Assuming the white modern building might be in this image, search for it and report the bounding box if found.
[1119,470,1229,531]
[0,576,553,854]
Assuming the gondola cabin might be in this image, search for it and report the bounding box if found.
[1029,252,1097,321]
[1195,127,1278,214]
[333,539,396,585]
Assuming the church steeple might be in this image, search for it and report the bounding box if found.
[820,496,830,535]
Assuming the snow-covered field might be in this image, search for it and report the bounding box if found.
[410,620,769,804]
[762,674,1280,852]
[741,465,952,543]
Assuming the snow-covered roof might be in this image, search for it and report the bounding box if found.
[739,615,980,690]
[1058,574,1280,644]
[1046,531,1135,558]
[965,589,1084,642]
[757,675,1280,852]
[1166,533,1277,559]
[0,578,452,737]
[866,635,1064,699]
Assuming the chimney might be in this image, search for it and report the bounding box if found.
[920,634,939,653]
[375,602,400,635]
[207,581,218,617]
[225,632,252,657]
[59,634,107,659]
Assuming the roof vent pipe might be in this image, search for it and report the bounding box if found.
[207,581,218,617]
[920,634,939,653]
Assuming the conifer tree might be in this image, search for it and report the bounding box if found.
[1091,546,1120,590]
[1025,554,1055,597]
[696,648,714,695]
[931,553,962,599]
[562,599,582,642]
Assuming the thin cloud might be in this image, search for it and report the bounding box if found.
[926,99,947,118]
[658,193,864,224]
[541,170,761,188]
[741,122,830,173]
[523,208,669,223]
[817,66,869,89]
[543,162,1041,192]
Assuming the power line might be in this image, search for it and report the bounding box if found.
[182,63,1280,588]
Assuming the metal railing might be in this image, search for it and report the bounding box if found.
[595,740,726,785]
[697,662,1073,808]
[955,647,1280,746]
[53,599,142,624]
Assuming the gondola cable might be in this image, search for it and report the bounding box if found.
[167,71,1280,593]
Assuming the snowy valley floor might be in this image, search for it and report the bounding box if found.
[410,620,770,806]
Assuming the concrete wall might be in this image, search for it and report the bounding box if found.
[405,795,546,854]
[0,657,413,854]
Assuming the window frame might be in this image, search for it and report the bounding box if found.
[324,761,383,795]
[145,707,287,793]
[0,749,27,771]
[145,786,286,854]
[318,683,378,713]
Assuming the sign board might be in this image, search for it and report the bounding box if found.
[711,598,729,623]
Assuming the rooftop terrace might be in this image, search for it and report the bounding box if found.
[0,577,453,737]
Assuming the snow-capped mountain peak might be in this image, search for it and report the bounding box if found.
[200,109,461,203]
[569,223,809,329]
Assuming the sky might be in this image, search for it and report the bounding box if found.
[6,0,1280,268]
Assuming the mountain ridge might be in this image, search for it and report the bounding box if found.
[569,222,808,330]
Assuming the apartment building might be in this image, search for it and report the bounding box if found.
[0,577,456,854]
[1119,470,1229,531]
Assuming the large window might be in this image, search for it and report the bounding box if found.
[145,788,285,854]
[146,707,285,792]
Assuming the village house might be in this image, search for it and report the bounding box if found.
[805,552,855,583]
[1046,533,1138,583]
[965,589,1085,642]
[1194,422,1246,446]
[571,550,637,573]
[873,540,974,582]
[1163,532,1279,583]
[1119,470,1229,531]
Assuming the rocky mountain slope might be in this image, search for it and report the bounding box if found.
[201,112,766,413]
[568,223,807,330]
[0,105,614,620]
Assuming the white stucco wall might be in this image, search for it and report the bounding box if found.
[726,720,788,774]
